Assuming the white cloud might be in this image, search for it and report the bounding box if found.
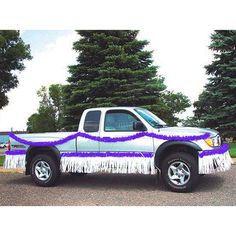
[139,29,213,100]
[138,28,214,118]
[0,31,78,131]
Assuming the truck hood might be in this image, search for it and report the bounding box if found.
[157,126,218,137]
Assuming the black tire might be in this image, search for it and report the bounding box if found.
[161,152,200,192]
[69,172,87,177]
[30,153,61,187]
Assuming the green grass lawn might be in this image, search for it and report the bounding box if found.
[229,142,236,158]
[0,155,5,166]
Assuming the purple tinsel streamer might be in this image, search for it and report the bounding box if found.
[8,131,211,147]
[5,144,229,158]
[5,150,153,158]
[5,150,27,155]
[199,143,229,158]
[61,151,154,158]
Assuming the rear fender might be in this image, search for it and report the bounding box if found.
[25,146,60,175]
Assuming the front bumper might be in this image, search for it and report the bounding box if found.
[198,144,233,174]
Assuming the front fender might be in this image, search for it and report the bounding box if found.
[154,141,202,168]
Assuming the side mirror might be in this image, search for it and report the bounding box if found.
[133,121,147,131]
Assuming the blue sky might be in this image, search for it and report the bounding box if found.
[21,30,74,54]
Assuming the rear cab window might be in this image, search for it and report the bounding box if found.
[83,110,101,132]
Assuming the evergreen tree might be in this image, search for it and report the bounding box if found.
[194,30,236,137]
[64,30,190,130]
[0,30,32,109]
[182,116,201,127]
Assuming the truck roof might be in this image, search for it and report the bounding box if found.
[84,107,143,112]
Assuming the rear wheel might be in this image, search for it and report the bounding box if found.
[30,154,60,187]
[161,152,200,192]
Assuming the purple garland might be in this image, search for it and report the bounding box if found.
[8,131,211,147]
[199,144,229,158]
[61,151,154,158]
[5,144,229,158]
[5,150,153,158]
[5,150,26,155]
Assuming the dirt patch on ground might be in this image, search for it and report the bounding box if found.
[0,167,24,174]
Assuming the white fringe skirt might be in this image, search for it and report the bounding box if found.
[198,151,233,174]
[4,151,233,175]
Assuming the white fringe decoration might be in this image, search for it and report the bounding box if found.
[3,152,232,176]
[60,157,157,175]
[4,155,26,169]
[199,151,233,174]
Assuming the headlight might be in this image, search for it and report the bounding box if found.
[204,135,221,147]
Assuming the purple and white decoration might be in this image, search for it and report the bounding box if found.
[4,132,232,174]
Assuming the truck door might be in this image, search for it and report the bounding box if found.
[99,109,154,154]
[76,110,101,151]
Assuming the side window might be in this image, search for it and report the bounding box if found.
[104,110,140,131]
[84,111,101,132]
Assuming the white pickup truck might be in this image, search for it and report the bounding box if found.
[4,107,232,192]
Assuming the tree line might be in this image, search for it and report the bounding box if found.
[0,30,235,138]
[183,30,236,138]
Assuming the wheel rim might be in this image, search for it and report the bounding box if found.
[168,161,191,186]
[35,161,51,181]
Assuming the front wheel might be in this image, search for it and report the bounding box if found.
[161,152,200,192]
[30,154,60,187]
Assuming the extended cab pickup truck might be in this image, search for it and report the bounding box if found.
[4,107,232,192]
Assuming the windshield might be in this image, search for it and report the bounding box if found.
[134,108,167,128]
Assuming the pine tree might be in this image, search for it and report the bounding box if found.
[64,30,190,130]
[194,30,236,137]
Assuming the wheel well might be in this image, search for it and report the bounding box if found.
[155,144,199,170]
[25,146,60,175]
